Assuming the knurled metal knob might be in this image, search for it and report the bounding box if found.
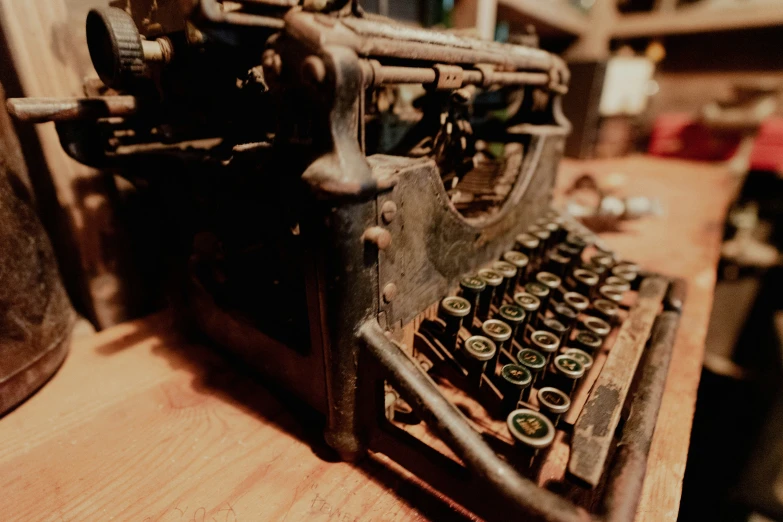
[87,7,145,89]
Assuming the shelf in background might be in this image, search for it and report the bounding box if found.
[613,3,783,38]
[497,0,589,36]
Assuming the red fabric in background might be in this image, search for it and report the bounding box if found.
[749,117,783,173]
[648,113,742,161]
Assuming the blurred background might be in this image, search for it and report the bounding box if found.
[1,0,783,520]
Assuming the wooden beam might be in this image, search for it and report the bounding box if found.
[496,0,589,36]
[613,4,783,38]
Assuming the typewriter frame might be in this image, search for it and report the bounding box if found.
[8,6,684,521]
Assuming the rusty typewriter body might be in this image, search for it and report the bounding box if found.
[8,2,684,520]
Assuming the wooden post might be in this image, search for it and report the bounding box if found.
[452,0,497,39]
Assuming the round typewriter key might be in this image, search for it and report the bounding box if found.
[582,315,612,339]
[557,242,581,259]
[529,228,550,260]
[583,261,608,279]
[537,386,571,427]
[546,251,571,278]
[550,354,585,394]
[598,284,624,304]
[482,319,512,374]
[539,221,560,248]
[492,261,518,305]
[541,317,567,344]
[535,271,561,293]
[507,408,555,466]
[568,268,600,297]
[614,260,640,273]
[514,233,540,260]
[574,329,603,353]
[546,221,567,244]
[591,253,615,271]
[459,276,486,328]
[477,269,503,320]
[525,281,550,314]
[563,291,590,313]
[530,330,560,366]
[605,275,631,293]
[552,303,578,338]
[462,335,497,388]
[612,265,639,289]
[594,242,617,259]
[502,251,529,294]
[593,298,619,325]
[565,233,587,256]
[499,364,532,412]
[439,296,471,351]
[498,304,526,344]
[517,348,547,399]
[513,292,541,340]
[562,347,594,371]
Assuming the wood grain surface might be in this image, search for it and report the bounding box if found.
[0,156,739,521]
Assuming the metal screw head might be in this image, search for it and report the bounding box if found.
[363,226,392,250]
[302,55,326,85]
[382,283,398,303]
[381,201,398,224]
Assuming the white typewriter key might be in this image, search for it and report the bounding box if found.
[502,251,530,295]
[563,291,590,313]
[592,298,619,325]
[438,296,471,351]
[568,268,600,298]
[529,330,559,366]
[598,284,624,303]
[462,335,497,388]
[513,292,541,341]
[459,276,486,328]
[481,319,512,374]
[477,269,503,321]
[491,261,518,305]
[537,386,571,427]
[582,315,612,338]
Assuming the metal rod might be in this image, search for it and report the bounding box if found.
[367,62,550,87]
[359,319,591,522]
[6,96,138,123]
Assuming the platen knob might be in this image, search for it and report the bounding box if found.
[86,7,145,89]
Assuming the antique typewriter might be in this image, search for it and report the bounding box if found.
[7,1,684,520]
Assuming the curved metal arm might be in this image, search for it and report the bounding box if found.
[358,319,591,522]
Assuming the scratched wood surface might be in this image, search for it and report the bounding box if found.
[0,156,738,521]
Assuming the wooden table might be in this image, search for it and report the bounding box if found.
[0,156,739,522]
